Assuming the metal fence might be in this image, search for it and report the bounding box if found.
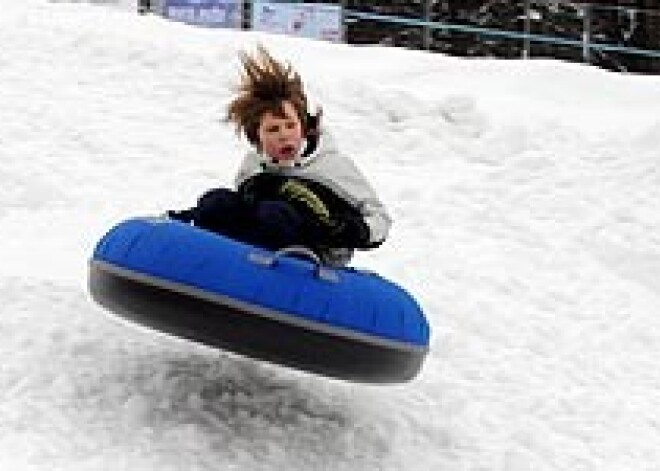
[341,1,660,73]
[140,1,660,73]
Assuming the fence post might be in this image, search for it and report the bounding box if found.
[242,0,248,31]
[138,0,150,14]
[423,0,432,50]
[341,0,347,43]
[582,3,592,64]
[523,0,531,59]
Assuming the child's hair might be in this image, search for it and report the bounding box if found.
[226,46,319,147]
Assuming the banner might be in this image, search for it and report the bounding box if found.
[164,0,242,28]
[251,2,343,42]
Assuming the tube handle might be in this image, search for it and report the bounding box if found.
[248,246,339,283]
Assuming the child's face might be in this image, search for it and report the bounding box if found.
[257,101,304,163]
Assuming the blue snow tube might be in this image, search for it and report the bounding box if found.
[88,217,430,383]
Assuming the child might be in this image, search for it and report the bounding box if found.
[168,46,391,266]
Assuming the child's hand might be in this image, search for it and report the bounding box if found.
[279,179,333,227]
[327,213,371,248]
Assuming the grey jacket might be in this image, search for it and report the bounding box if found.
[234,128,392,246]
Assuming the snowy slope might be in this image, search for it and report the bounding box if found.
[2,1,660,470]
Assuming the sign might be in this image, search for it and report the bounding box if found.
[251,2,343,42]
[164,0,242,28]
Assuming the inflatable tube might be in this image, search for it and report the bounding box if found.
[88,217,430,383]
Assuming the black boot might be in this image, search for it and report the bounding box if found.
[166,209,197,223]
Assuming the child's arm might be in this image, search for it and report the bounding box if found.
[236,172,286,206]
[277,179,375,249]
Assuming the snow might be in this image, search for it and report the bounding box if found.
[2,1,660,469]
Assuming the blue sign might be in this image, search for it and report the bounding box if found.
[164,0,242,28]
[252,2,343,42]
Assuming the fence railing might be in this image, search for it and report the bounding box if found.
[140,1,660,73]
[343,8,660,59]
[341,2,660,73]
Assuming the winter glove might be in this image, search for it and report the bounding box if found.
[278,179,333,227]
[327,212,371,248]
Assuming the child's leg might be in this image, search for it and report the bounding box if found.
[197,188,248,239]
[169,191,313,251]
[244,200,307,250]
[170,188,248,240]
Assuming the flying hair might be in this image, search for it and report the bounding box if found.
[226,45,319,147]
